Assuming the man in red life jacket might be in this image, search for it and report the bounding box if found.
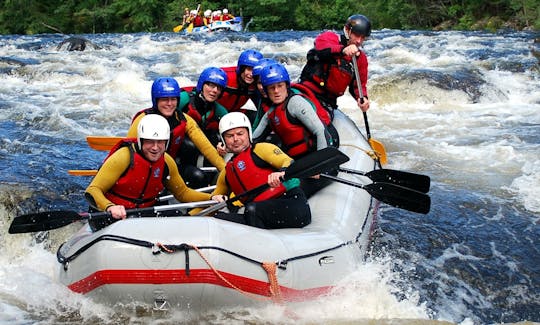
[85,115,212,231]
[127,77,225,189]
[253,63,338,198]
[252,63,334,159]
[217,49,263,119]
[221,8,235,21]
[299,14,372,119]
[210,112,311,229]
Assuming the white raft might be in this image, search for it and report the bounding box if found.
[182,17,243,34]
[56,109,379,310]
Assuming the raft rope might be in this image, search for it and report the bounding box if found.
[340,143,380,161]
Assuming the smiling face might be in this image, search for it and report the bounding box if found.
[141,139,168,162]
[266,81,288,104]
[240,66,255,85]
[201,82,223,102]
[156,97,178,117]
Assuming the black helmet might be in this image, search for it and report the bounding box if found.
[345,14,371,37]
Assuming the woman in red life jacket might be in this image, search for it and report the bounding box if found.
[127,77,225,189]
[217,49,263,119]
[299,14,371,118]
[209,112,311,229]
[85,115,212,231]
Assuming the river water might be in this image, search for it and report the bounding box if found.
[0,29,538,324]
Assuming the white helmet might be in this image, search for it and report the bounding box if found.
[223,8,228,14]
[216,10,222,15]
[137,114,170,149]
[190,10,197,15]
[204,9,211,17]
[219,112,252,142]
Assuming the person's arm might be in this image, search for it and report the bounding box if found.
[85,148,132,211]
[251,110,270,141]
[252,143,293,170]
[184,114,226,170]
[287,96,329,150]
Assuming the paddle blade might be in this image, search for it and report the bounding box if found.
[9,210,84,234]
[366,169,431,193]
[369,138,387,165]
[365,182,431,214]
[285,147,349,179]
[173,24,184,32]
[86,136,124,151]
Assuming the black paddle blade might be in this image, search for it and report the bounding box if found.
[8,210,83,234]
[366,169,431,193]
[286,147,349,179]
[364,182,431,214]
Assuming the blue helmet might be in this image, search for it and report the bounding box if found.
[151,77,181,108]
[260,63,290,88]
[253,58,277,78]
[236,49,263,75]
[196,67,228,93]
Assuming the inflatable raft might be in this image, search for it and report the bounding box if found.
[55,109,380,310]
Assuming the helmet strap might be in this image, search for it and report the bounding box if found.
[343,26,351,40]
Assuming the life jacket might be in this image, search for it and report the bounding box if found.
[225,144,287,203]
[193,16,204,27]
[267,93,318,158]
[290,83,331,126]
[181,87,220,132]
[300,49,353,101]
[103,139,167,209]
[217,66,257,111]
[132,109,187,159]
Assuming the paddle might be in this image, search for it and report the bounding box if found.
[86,136,124,151]
[195,146,350,216]
[8,200,217,234]
[319,174,430,214]
[68,166,218,176]
[351,51,388,166]
[338,167,431,193]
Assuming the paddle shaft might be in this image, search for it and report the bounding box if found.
[8,200,217,234]
[195,147,349,216]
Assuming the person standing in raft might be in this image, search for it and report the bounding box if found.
[209,112,311,229]
[85,115,212,231]
[299,14,372,118]
[127,77,225,189]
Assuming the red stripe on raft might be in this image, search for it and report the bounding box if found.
[67,269,333,301]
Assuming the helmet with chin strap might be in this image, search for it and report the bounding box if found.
[137,114,171,150]
[151,77,180,109]
[219,112,252,142]
[196,67,228,93]
[236,49,263,75]
[344,14,371,38]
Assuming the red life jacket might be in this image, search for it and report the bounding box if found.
[131,109,187,159]
[300,32,368,102]
[217,66,256,111]
[193,16,204,27]
[181,88,220,131]
[290,83,331,126]
[103,139,167,209]
[225,145,287,203]
[267,94,317,158]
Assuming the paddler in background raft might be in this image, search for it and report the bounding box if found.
[127,77,225,189]
[85,114,213,231]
